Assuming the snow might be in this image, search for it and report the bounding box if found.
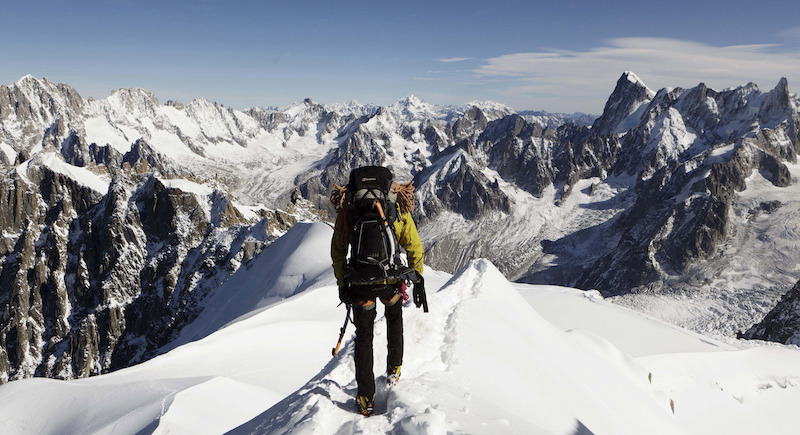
[233,259,681,435]
[161,222,335,350]
[624,71,646,87]
[647,107,698,159]
[515,284,733,357]
[24,152,111,194]
[81,88,349,208]
[82,116,134,153]
[0,142,16,163]
[158,177,214,197]
[641,346,800,434]
[615,98,650,134]
[1,223,799,434]
[707,143,736,164]
[464,100,514,114]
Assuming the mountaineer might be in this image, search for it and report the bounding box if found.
[330,165,426,417]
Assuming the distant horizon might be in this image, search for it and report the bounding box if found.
[3,1,800,113]
[5,71,794,117]
[6,73,605,115]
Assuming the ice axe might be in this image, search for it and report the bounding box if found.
[331,304,351,357]
[376,199,428,313]
[413,273,428,313]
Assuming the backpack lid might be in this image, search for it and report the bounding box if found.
[349,166,393,193]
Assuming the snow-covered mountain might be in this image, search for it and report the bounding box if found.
[1,223,798,434]
[518,110,596,129]
[2,71,800,384]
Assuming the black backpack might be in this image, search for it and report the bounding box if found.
[346,166,414,285]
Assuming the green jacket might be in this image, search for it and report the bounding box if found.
[331,210,424,288]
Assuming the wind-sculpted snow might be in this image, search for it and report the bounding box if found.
[231,260,681,435]
[161,222,335,351]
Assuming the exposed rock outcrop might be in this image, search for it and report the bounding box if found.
[743,280,800,345]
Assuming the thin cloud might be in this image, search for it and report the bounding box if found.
[436,57,473,63]
[779,27,800,42]
[474,37,800,112]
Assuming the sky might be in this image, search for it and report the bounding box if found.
[3,0,800,114]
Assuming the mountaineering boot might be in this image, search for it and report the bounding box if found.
[387,365,401,386]
[356,394,375,416]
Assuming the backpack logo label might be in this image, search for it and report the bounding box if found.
[361,177,377,182]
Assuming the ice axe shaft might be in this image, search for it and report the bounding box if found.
[374,200,388,223]
[331,304,351,357]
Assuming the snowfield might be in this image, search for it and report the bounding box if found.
[1,223,799,434]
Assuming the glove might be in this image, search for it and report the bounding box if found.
[412,278,425,308]
[338,285,349,305]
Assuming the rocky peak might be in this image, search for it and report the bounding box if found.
[283,98,326,118]
[592,71,656,135]
[464,101,514,120]
[451,106,489,142]
[0,75,85,150]
[106,88,159,119]
[758,77,791,126]
[479,114,537,142]
[389,95,438,121]
[165,100,185,110]
[673,83,721,135]
[396,94,425,108]
[416,149,511,222]
[323,100,378,117]
[14,74,38,85]
[122,139,184,178]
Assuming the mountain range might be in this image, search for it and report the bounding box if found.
[1,71,799,383]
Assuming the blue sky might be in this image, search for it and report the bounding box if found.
[3,0,800,113]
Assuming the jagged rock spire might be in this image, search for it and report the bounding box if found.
[592,71,655,135]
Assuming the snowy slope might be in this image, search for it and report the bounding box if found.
[1,223,799,434]
[233,260,681,434]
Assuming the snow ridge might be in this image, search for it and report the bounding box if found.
[231,260,680,435]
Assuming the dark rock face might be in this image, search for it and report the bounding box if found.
[569,78,800,295]
[122,139,185,178]
[451,107,489,142]
[61,134,123,172]
[0,154,293,382]
[417,151,511,223]
[743,280,800,345]
[591,72,655,136]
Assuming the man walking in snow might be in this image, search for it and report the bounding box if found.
[330,166,425,417]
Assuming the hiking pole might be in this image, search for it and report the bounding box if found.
[332,304,351,357]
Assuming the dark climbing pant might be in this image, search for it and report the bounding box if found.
[348,283,403,398]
